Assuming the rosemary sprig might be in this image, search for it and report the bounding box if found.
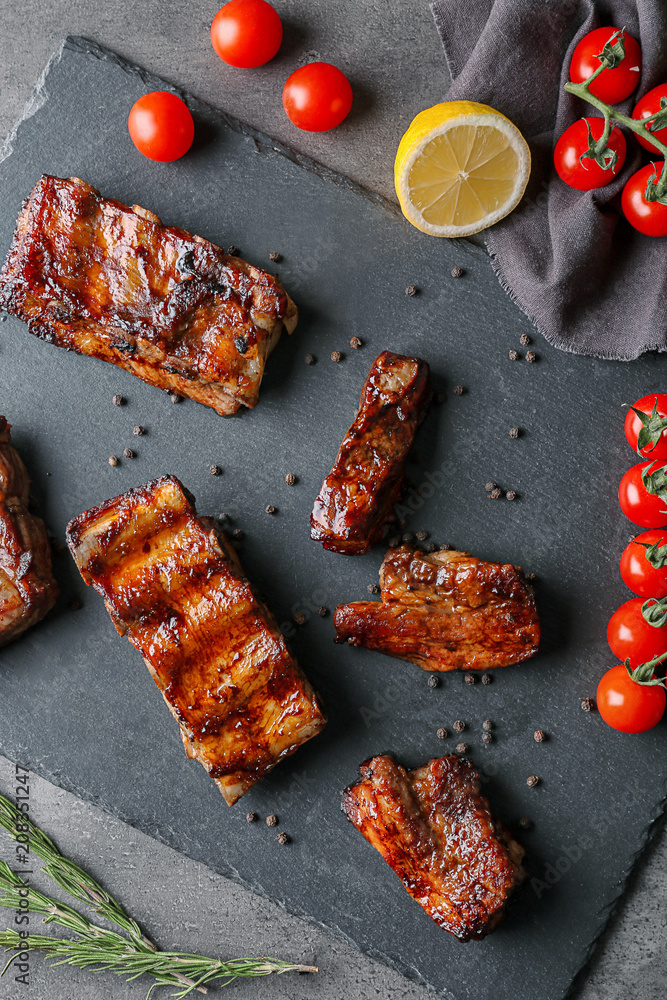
[0,792,317,998]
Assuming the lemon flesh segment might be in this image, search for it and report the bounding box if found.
[395,104,531,238]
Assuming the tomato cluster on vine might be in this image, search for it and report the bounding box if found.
[597,395,667,733]
[555,27,667,236]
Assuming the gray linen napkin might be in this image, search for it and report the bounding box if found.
[430,0,667,359]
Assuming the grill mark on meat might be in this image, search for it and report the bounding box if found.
[341,754,525,941]
[334,545,540,671]
[0,176,298,415]
[310,351,432,555]
[66,475,326,805]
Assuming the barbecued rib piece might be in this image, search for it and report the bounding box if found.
[0,417,58,646]
[310,351,431,555]
[334,545,539,671]
[66,476,326,805]
[0,175,297,416]
[342,754,525,941]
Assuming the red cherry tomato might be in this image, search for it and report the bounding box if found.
[570,27,642,104]
[622,163,667,236]
[620,529,667,598]
[607,597,667,668]
[624,394,667,461]
[632,84,667,152]
[128,92,194,162]
[554,117,626,190]
[597,663,665,733]
[618,461,667,528]
[282,63,353,132]
[210,0,282,68]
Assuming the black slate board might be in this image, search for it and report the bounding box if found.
[1,36,666,1000]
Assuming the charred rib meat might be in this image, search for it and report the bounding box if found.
[0,417,58,646]
[334,545,539,671]
[66,476,326,804]
[310,351,431,555]
[341,754,525,941]
[0,175,297,416]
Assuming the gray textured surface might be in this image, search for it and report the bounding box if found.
[0,4,664,1000]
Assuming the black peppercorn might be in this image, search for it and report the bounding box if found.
[276,832,290,845]
[209,464,222,476]
[425,542,438,553]
[405,284,418,296]
[170,393,182,404]
[266,814,278,827]
[451,266,464,278]
[227,245,238,256]
[367,583,380,594]
[304,354,316,365]
[133,425,145,436]
[293,612,306,626]
[453,720,465,733]
[265,504,277,514]
[428,674,439,689]
[506,490,517,501]
[317,606,329,617]
[481,673,492,685]
[436,727,447,739]
[387,535,400,547]
[509,349,519,361]
[464,674,476,685]
[285,473,297,485]
[456,742,468,754]
[581,697,595,712]
[402,531,414,543]
[331,351,342,363]
[246,812,257,823]
[485,482,497,492]
[519,333,531,346]
[269,251,282,262]
[350,336,362,349]
[525,350,537,363]
[482,732,492,744]
[112,394,124,406]
[509,427,520,439]
[232,528,244,540]
[518,816,533,830]
[453,385,464,395]
[526,775,539,787]
[108,455,118,467]
[123,448,134,459]
[534,729,546,743]
[489,487,502,499]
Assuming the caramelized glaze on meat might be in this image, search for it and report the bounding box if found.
[66,476,326,804]
[334,546,539,671]
[0,417,58,645]
[0,176,297,415]
[342,754,525,941]
[310,351,431,555]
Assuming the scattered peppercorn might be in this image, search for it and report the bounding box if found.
[451,266,464,278]
[481,673,492,685]
[428,674,439,689]
[534,729,546,743]
[519,333,531,346]
[293,612,306,626]
[402,531,414,543]
[227,245,238,256]
[489,487,502,499]
[581,697,595,712]
[350,336,362,349]
[464,674,476,686]
[485,482,497,492]
[525,350,537,363]
[518,816,533,830]
[232,528,244,540]
[436,727,447,740]
[133,425,145,436]
[405,284,418,296]
[387,534,400,547]
[331,351,342,363]
[265,504,277,515]
[456,742,468,754]
[276,832,290,845]
[425,542,438,553]
[439,543,451,551]
[69,598,83,611]
[453,385,464,395]
[526,775,539,787]
[482,732,493,744]
[527,572,537,582]
[269,251,282,262]
[209,464,222,476]
[453,720,466,733]
[509,349,520,361]
[266,814,278,827]
[285,473,297,485]
[304,354,316,365]
[108,456,118,467]
[123,448,134,459]
[218,513,230,524]
[415,530,428,541]
[506,490,517,501]
[367,583,380,594]
[317,606,329,617]
[112,394,124,406]
[170,393,182,404]
[509,427,520,439]
[246,812,257,823]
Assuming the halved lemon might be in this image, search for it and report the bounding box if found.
[394,101,531,237]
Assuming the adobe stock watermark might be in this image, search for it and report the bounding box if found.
[393,458,450,526]
[6,763,32,986]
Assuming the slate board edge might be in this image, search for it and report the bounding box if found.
[0,34,664,1000]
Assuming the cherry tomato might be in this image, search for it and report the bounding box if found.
[622,163,667,237]
[210,0,282,68]
[554,117,626,190]
[624,394,667,461]
[282,63,353,132]
[570,27,642,104]
[620,530,667,598]
[632,84,667,152]
[597,663,665,733]
[619,461,667,528]
[607,597,667,668]
[128,92,194,162]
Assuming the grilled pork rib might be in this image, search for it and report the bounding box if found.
[0,417,58,646]
[0,175,297,415]
[334,546,539,671]
[342,755,525,941]
[66,476,326,804]
[310,351,431,555]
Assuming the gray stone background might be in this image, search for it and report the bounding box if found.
[0,1,664,998]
